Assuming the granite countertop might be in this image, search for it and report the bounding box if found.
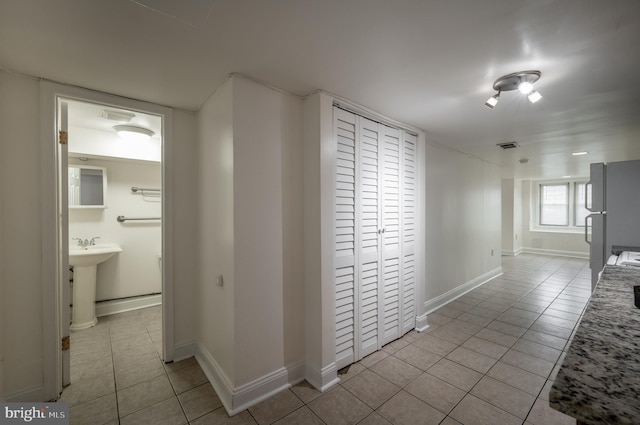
[549,265,640,424]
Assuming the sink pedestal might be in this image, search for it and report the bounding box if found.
[71,265,99,330]
[69,243,122,330]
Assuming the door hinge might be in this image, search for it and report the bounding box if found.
[61,336,70,351]
[59,130,68,145]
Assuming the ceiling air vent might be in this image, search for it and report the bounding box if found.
[497,142,519,150]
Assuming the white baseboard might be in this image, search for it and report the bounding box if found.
[231,367,290,415]
[195,342,234,414]
[6,385,45,402]
[172,341,197,363]
[502,248,523,256]
[305,362,339,392]
[415,313,429,332]
[521,247,589,259]
[95,294,161,317]
[424,267,503,314]
[286,360,306,385]
[195,343,309,416]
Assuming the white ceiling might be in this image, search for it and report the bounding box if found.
[2,0,640,179]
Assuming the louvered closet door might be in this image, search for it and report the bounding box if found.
[401,132,417,334]
[379,125,402,346]
[357,117,382,359]
[334,107,417,369]
[334,108,357,369]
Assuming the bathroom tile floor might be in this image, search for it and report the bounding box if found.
[62,254,588,424]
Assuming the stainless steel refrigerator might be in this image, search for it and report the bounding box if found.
[586,159,640,290]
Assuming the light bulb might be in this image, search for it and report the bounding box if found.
[518,81,534,94]
[528,90,542,103]
[485,93,500,109]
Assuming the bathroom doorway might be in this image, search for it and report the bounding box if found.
[40,82,175,400]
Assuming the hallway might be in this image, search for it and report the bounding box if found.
[63,253,589,424]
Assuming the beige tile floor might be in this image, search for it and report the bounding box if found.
[63,253,588,424]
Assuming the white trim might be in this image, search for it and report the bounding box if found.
[94,294,162,317]
[530,178,590,232]
[172,341,197,363]
[521,247,589,259]
[502,248,523,256]
[39,81,174,400]
[195,343,308,416]
[285,360,306,385]
[195,342,234,413]
[424,267,504,314]
[305,362,339,392]
[6,385,45,403]
[415,313,429,332]
[40,81,61,402]
[231,368,290,415]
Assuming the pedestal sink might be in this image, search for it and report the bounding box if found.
[69,243,122,330]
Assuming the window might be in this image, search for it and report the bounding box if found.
[574,182,591,227]
[533,179,590,231]
[540,183,568,225]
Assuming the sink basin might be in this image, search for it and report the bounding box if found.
[70,243,123,267]
[69,243,122,330]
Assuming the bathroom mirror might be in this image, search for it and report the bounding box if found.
[69,165,107,208]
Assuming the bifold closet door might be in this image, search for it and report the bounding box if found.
[334,108,382,369]
[334,107,416,370]
[401,132,417,335]
[379,125,402,346]
[334,108,358,369]
[357,116,382,359]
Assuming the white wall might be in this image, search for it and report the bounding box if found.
[521,180,588,257]
[502,179,515,254]
[423,143,502,308]
[502,178,523,256]
[196,78,236,389]
[302,92,339,390]
[0,71,45,399]
[0,69,198,400]
[69,157,161,301]
[195,76,304,412]
[232,78,285,386]
[69,126,161,162]
[514,179,522,254]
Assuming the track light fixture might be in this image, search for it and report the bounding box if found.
[485,70,542,109]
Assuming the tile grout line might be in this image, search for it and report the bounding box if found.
[417,257,588,424]
[107,320,122,425]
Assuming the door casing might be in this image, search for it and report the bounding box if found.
[40,81,174,400]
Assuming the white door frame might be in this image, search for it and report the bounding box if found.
[40,81,175,400]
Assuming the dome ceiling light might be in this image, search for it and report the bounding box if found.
[113,125,155,142]
[485,70,543,109]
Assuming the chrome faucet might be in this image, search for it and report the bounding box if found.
[72,237,100,248]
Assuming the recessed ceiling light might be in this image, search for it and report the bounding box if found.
[563,175,571,178]
[572,151,589,156]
